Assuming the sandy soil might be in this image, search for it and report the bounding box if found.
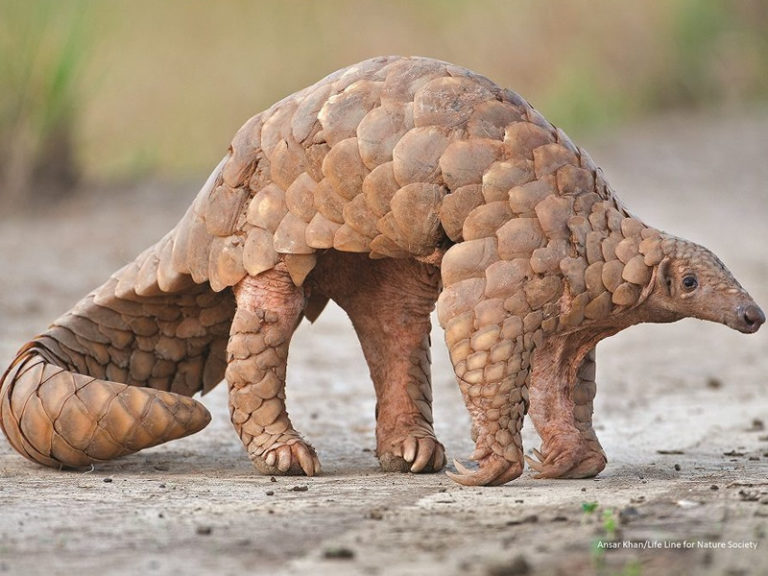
[1,110,767,576]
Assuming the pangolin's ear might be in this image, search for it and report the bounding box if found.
[657,258,673,297]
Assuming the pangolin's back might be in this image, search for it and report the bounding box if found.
[145,55,622,295]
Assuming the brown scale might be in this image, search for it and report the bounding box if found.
[0,56,763,485]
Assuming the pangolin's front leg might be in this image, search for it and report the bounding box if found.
[526,341,606,479]
[226,264,320,476]
[439,303,532,485]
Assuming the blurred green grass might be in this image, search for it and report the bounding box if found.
[0,0,87,207]
[1,0,767,204]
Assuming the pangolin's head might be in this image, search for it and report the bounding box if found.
[644,236,764,334]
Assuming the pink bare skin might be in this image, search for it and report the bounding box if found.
[527,342,607,479]
[308,252,446,474]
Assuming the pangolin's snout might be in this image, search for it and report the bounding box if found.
[736,303,765,334]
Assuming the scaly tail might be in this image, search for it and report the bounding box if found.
[0,235,235,468]
[0,156,242,468]
[0,342,211,468]
[0,269,234,468]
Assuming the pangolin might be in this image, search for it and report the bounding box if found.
[1,56,764,486]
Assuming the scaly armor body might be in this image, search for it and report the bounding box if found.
[1,56,763,485]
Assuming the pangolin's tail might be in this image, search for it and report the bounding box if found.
[0,253,235,469]
[0,154,254,468]
[0,343,211,468]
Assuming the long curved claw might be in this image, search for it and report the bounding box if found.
[406,438,445,473]
[525,444,605,479]
[526,446,568,479]
[446,457,515,486]
[452,457,475,476]
[561,452,606,479]
[524,453,545,477]
[294,442,321,477]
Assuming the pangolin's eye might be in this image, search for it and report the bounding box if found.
[681,274,698,292]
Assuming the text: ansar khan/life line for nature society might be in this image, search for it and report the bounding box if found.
[598,540,758,550]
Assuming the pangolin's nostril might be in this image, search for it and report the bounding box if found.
[740,304,766,329]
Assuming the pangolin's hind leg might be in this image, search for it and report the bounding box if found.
[370,323,446,474]
[308,254,445,473]
[526,343,606,479]
[227,264,320,477]
[352,262,444,473]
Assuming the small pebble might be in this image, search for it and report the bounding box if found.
[324,547,355,560]
[706,377,723,389]
[505,514,538,526]
[266,490,274,496]
[196,526,213,536]
[486,554,531,576]
[291,485,309,492]
[674,464,681,471]
[103,478,113,483]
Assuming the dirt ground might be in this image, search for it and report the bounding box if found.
[1,110,767,576]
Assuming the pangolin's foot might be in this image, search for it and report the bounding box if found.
[249,437,321,477]
[446,454,523,486]
[377,429,446,473]
[524,434,606,479]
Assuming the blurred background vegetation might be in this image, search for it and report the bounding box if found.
[1,0,766,210]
